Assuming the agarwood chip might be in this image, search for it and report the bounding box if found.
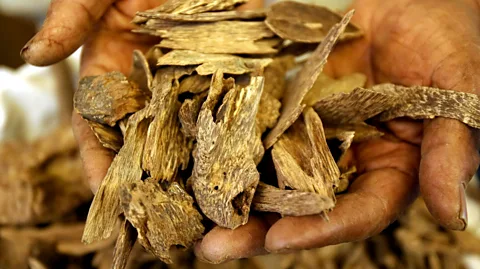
[201,71,235,113]
[74,72,148,127]
[264,11,354,148]
[374,84,480,128]
[335,166,356,193]
[179,74,211,94]
[88,121,123,152]
[272,108,339,202]
[157,50,273,76]
[324,123,384,142]
[191,76,264,229]
[256,92,281,135]
[313,88,395,125]
[142,67,194,182]
[112,221,137,269]
[136,21,279,54]
[265,1,362,43]
[147,0,248,15]
[129,50,153,95]
[120,180,204,264]
[179,92,208,138]
[252,183,334,216]
[135,9,265,22]
[304,72,367,106]
[83,111,150,244]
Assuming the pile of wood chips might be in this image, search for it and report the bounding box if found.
[68,0,480,267]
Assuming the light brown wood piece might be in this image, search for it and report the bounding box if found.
[136,21,279,54]
[146,0,248,15]
[252,182,334,216]
[265,1,362,43]
[142,67,194,182]
[179,74,211,94]
[272,108,339,202]
[256,92,281,135]
[374,84,480,128]
[120,181,204,264]
[74,72,148,127]
[82,111,150,244]
[112,221,137,269]
[264,11,354,148]
[324,123,384,143]
[157,50,272,76]
[263,55,296,99]
[191,76,264,229]
[134,9,265,23]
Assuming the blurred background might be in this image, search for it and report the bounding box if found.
[0,0,479,269]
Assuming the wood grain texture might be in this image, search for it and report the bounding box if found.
[120,181,204,264]
[264,11,354,148]
[252,183,335,216]
[157,50,272,76]
[134,9,265,23]
[146,0,248,15]
[129,50,153,96]
[191,75,264,229]
[112,221,137,269]
[75,72,148,127]
[265,1,362,43]
[179,92,207,138]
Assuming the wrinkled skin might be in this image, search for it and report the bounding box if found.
[22,0,480,264]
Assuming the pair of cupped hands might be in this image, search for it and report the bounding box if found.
[21,0,480,264]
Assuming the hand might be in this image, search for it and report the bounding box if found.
[194,0,480,263]
[21,0,263,193]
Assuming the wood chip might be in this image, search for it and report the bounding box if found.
[147,0,248,15]
[74,72,148,127]
[256,92,281,135]
[266,1,362,43]
[112,221,137,269]
[264,11,354,148]
[142,67,194,182]
[120,180,204,264]
[179,74,211,94]
[313,87,395,125]
[191,76,264,229]
[263,55,296,99]
[157,50,273,76]
[272,108,339,202]
[179,92,207,138]
[135,9,265,22]
[374,84,480,128]
[324,123,384,142]
[252,183,335,216]
[136,21,280,54]
[83,111,150,244]
[129,50,153,95]
[88,121,123,152]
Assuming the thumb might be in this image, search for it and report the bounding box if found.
[420,44,480,230]
[21,0,114,66]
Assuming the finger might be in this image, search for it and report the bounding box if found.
[420,118,480,230]
[21,0,115,66]
[194,215,270,264]
[385,118,423,146]
[420,41,480,230]
[72,112,114,193]
[266,137,420,252]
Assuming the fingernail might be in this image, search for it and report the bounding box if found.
[20,37,35,59]
[458,182,468,230]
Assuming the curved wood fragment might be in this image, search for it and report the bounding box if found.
[192,76,264,229]
[252,183,334,216]
[129,50,153,95]
[265,1,362,43]
[87,121,123,152]
[120,181,204,264]
[264,11,354,148]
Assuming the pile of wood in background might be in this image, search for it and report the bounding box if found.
[70,0,480,266]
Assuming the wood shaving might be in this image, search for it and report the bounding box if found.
[134,9,265,23]
[146,0,248,15]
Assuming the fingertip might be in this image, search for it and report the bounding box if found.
[195,216,269,263]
